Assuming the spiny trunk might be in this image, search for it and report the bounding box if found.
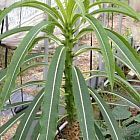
[64,28,76,122]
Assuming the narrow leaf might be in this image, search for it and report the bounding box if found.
[40,46,66,140]
[0,26,32,40]
[91,8,139,20]
[86,70,140,102]
[0,1,61,24]
[85,14,115,88]
[89,88,124,140]
[0,20,52,109]
[14,89,44,140]
[72,67,96,140]
[115,63,126,80]
[94,123,105,140]
[74,0,85,15]
[21,53,44,64]
[90,0,140,20]
[84,0,90,13]
[0,111,25,136]
[106,29,140,78]
[55,0,67,21]
[3,101,31,110]
[0,69,6,82]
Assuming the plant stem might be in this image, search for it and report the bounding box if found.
[64,28,76,122]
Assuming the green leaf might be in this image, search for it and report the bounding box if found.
[109,30,140,62]
[23,53,44,64]
[0,20,52,109]
[115,75,140,102]
[3,101,31,110]
[106,29,140,78]
[74,45,100,57]
[0,111,25,136]
[14,89,44,140]
[89,88,124,140]
[91,7,139,20]
[134,114,140,123]
[85,14,115,89]
[40,46,66,140]
[74,0,85,15]
[100,91,140,110]
[94,123,105,140]
[0,1,61,24]
[86,70,140,102]
[112,106,131,120]
[0,69,6,82]
[84,0,90,13]
[74,27,93,41]
[0,26,32,40]
[20,62,46,74]
[55,0,67,22]
[115,63,126,80]
[72,67,96,140]
[31,121,40,140]
[90,0,140,20]
[12,80,45,94]
[66,0,75,23]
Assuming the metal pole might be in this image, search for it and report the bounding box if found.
[43,0,51,80]
[5,14,15,116]
[19,4,24,104]
[0,19,4,67]
[5,15,8,68]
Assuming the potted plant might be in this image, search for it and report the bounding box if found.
[0,0,140,139]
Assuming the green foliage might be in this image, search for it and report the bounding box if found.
[112,106,131,120]
[0,0,140,139]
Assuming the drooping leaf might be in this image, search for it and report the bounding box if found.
[40,46,66,140]
[23,53,44,64]
[109,29,140,62]
[91,7,139,20]
[12,80,45,94]
[72,67,96,140]
[14,89,44,140]
[106,29,140,78]
[85,14,115,89]
[86,70,140,102]
[115,63,126,80]
[20,62,46,74]
[0,111,25,136]
[74,45,100,57]
[3,101,31,110]
[0,1,61,24]
[0,20,52,109]
[0,69,6,82]
[0,26,32,40]
[99,91,140,110]
[90,0,140,20]
[94,123,105,140]
[31,121,40,140]
[89,88,124,140]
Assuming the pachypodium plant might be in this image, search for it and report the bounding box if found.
[0,0,140,139]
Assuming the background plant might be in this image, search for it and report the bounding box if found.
[0,0,140,139]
